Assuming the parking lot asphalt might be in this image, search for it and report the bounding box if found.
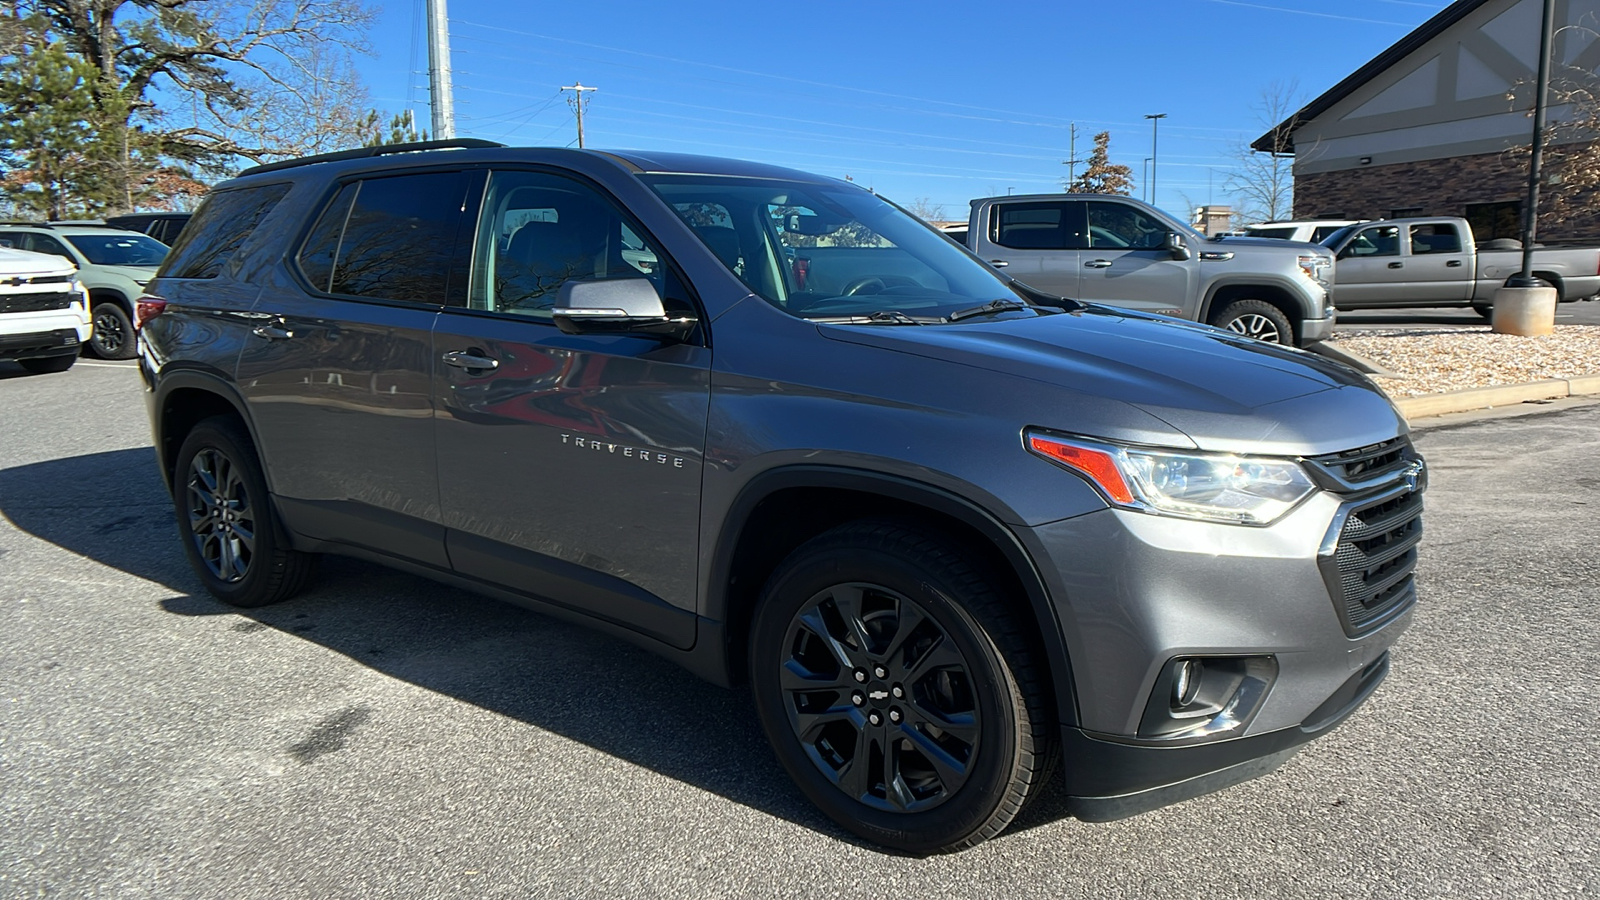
[2,358,1597,899]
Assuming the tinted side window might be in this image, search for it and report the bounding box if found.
[1409,223,1462,255]
[1343,226,1401,258]
[992,202,1073,250]
[296,183,358,293]
[24,233,73,260]
[161,184,291,279]
[331,171,470,304]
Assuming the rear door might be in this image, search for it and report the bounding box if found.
[1076,200,1195,315]
[236,169,478,568]
[430,168,710,649]
[969,200,1083,298]
[1403,222,1472,303]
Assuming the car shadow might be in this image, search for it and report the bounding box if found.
[0,446,1079,849]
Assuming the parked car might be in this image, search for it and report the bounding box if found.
[0,246,90,374]
[141,141,1423,854]
[0,223,168,359]
[105,211,193,246]
[1243,220,1364,242]
[962,194,1337,346]
[1320,217,1600,315]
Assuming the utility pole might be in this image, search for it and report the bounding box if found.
[425,0,455,139]
[1513,0,1556,286]
[1062,123,1081,186]
[1144,113,1167,207]
[562,82,598,148]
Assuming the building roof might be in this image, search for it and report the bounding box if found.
[1252,0,1491,153]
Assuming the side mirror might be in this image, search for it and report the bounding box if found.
[552,278,697,342]
[1165,231,1191,261]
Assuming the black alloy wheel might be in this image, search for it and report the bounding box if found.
[173,417,317,607]
[750,520,1053,854]
[88,302,136,359]
[780,581,980,813]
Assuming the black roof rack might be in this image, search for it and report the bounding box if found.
[238,138,508,177]
[0,221,52,228]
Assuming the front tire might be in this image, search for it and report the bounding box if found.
[17,354,76,375]
[87,301,136,359]
[749,520,1053,853]
[1209,298,1294,344]
[173,417,317,607]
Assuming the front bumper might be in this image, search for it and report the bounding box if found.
[1018,469,1417,813]
[0,327,83,361]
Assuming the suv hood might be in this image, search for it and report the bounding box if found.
[820,307,1406,454]
[0,247,75,278]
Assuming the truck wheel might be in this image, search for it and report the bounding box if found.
[87,302,136,359]
[748,519,1054,854]
[174,417,318,607]
[17,354,76,375]
[1209,299,1294,344]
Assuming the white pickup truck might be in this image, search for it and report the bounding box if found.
[0,247,90,374]
[1320,217,1600,315]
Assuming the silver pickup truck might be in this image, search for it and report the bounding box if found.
[964,194,1338,347]
[1319,217,1600,315]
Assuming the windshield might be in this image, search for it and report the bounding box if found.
[64,233,168,267]
[643,175,1045,322]
[1245,226,1297,240]
[1319,225,1359,249]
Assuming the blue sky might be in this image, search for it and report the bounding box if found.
[358,0,1453,222]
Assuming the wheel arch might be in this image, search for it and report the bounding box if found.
[152,370,266,494]
[86,286,133,313]
[707,465,1080,727]
[1202,281,1305,343]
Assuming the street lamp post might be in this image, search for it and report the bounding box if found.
[1492,0,1558,335]
[1145,114,1167,207]
[1143,158,1153,203]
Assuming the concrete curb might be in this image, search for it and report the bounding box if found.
[1394,373,1600,420]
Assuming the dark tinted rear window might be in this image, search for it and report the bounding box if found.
[329,171,469,303]
[160,184,291,279]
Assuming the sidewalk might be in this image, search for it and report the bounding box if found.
[1322,323,1600,419]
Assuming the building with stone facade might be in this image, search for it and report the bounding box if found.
[1256,0,1600,243]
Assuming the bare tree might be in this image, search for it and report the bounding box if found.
[1227,80,1305,223]
[1504,39,1600,237]
[903,197,947,222]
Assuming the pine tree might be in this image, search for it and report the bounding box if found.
[1065,131,1134,195]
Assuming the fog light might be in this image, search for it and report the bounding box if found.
[1139,655,1278,742]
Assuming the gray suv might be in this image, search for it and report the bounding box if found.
[140,141,1423,854]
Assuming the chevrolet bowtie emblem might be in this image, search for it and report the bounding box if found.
[868,690,888,700]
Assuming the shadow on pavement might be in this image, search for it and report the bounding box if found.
[1,448,1088,850]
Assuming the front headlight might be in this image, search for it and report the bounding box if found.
[1026,430,1318,525]
[69,277,87,304]
[1297,254,1333,286]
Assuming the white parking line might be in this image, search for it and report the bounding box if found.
[76,361,138,368]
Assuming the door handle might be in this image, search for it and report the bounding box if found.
[1387,261,1404,269]
[1446,259,1463,267]
[442,350,500,371]
[988,259,1010,268]
[250,322,294,340]
[1084,259,1113,268]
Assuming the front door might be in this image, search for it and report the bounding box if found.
[1333,223,1404,308]
[432,168,711,649]
[237,170,478,568]
[1075,200,1196,316]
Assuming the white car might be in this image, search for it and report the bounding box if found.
[0,224,167,360]
[0,247,90,375]
[1242,220,1365,242]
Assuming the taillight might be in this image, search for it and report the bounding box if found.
[135,297,168,329]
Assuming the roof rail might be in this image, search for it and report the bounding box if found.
[238,138,507,177]
[0,221,51,228]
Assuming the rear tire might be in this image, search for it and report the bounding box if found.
[1209,298,1294,344]
[1472,302,1492,319]
[87,302,136,359]
[748,519,1054,853]
[17,354,76,375]
[173,417,317,607]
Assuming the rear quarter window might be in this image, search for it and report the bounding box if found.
[160,184,292,279]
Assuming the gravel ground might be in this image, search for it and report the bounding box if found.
[1327,324,1600,396]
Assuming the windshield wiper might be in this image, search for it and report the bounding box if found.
[806,310,942,325]
[947,299,1030,322]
